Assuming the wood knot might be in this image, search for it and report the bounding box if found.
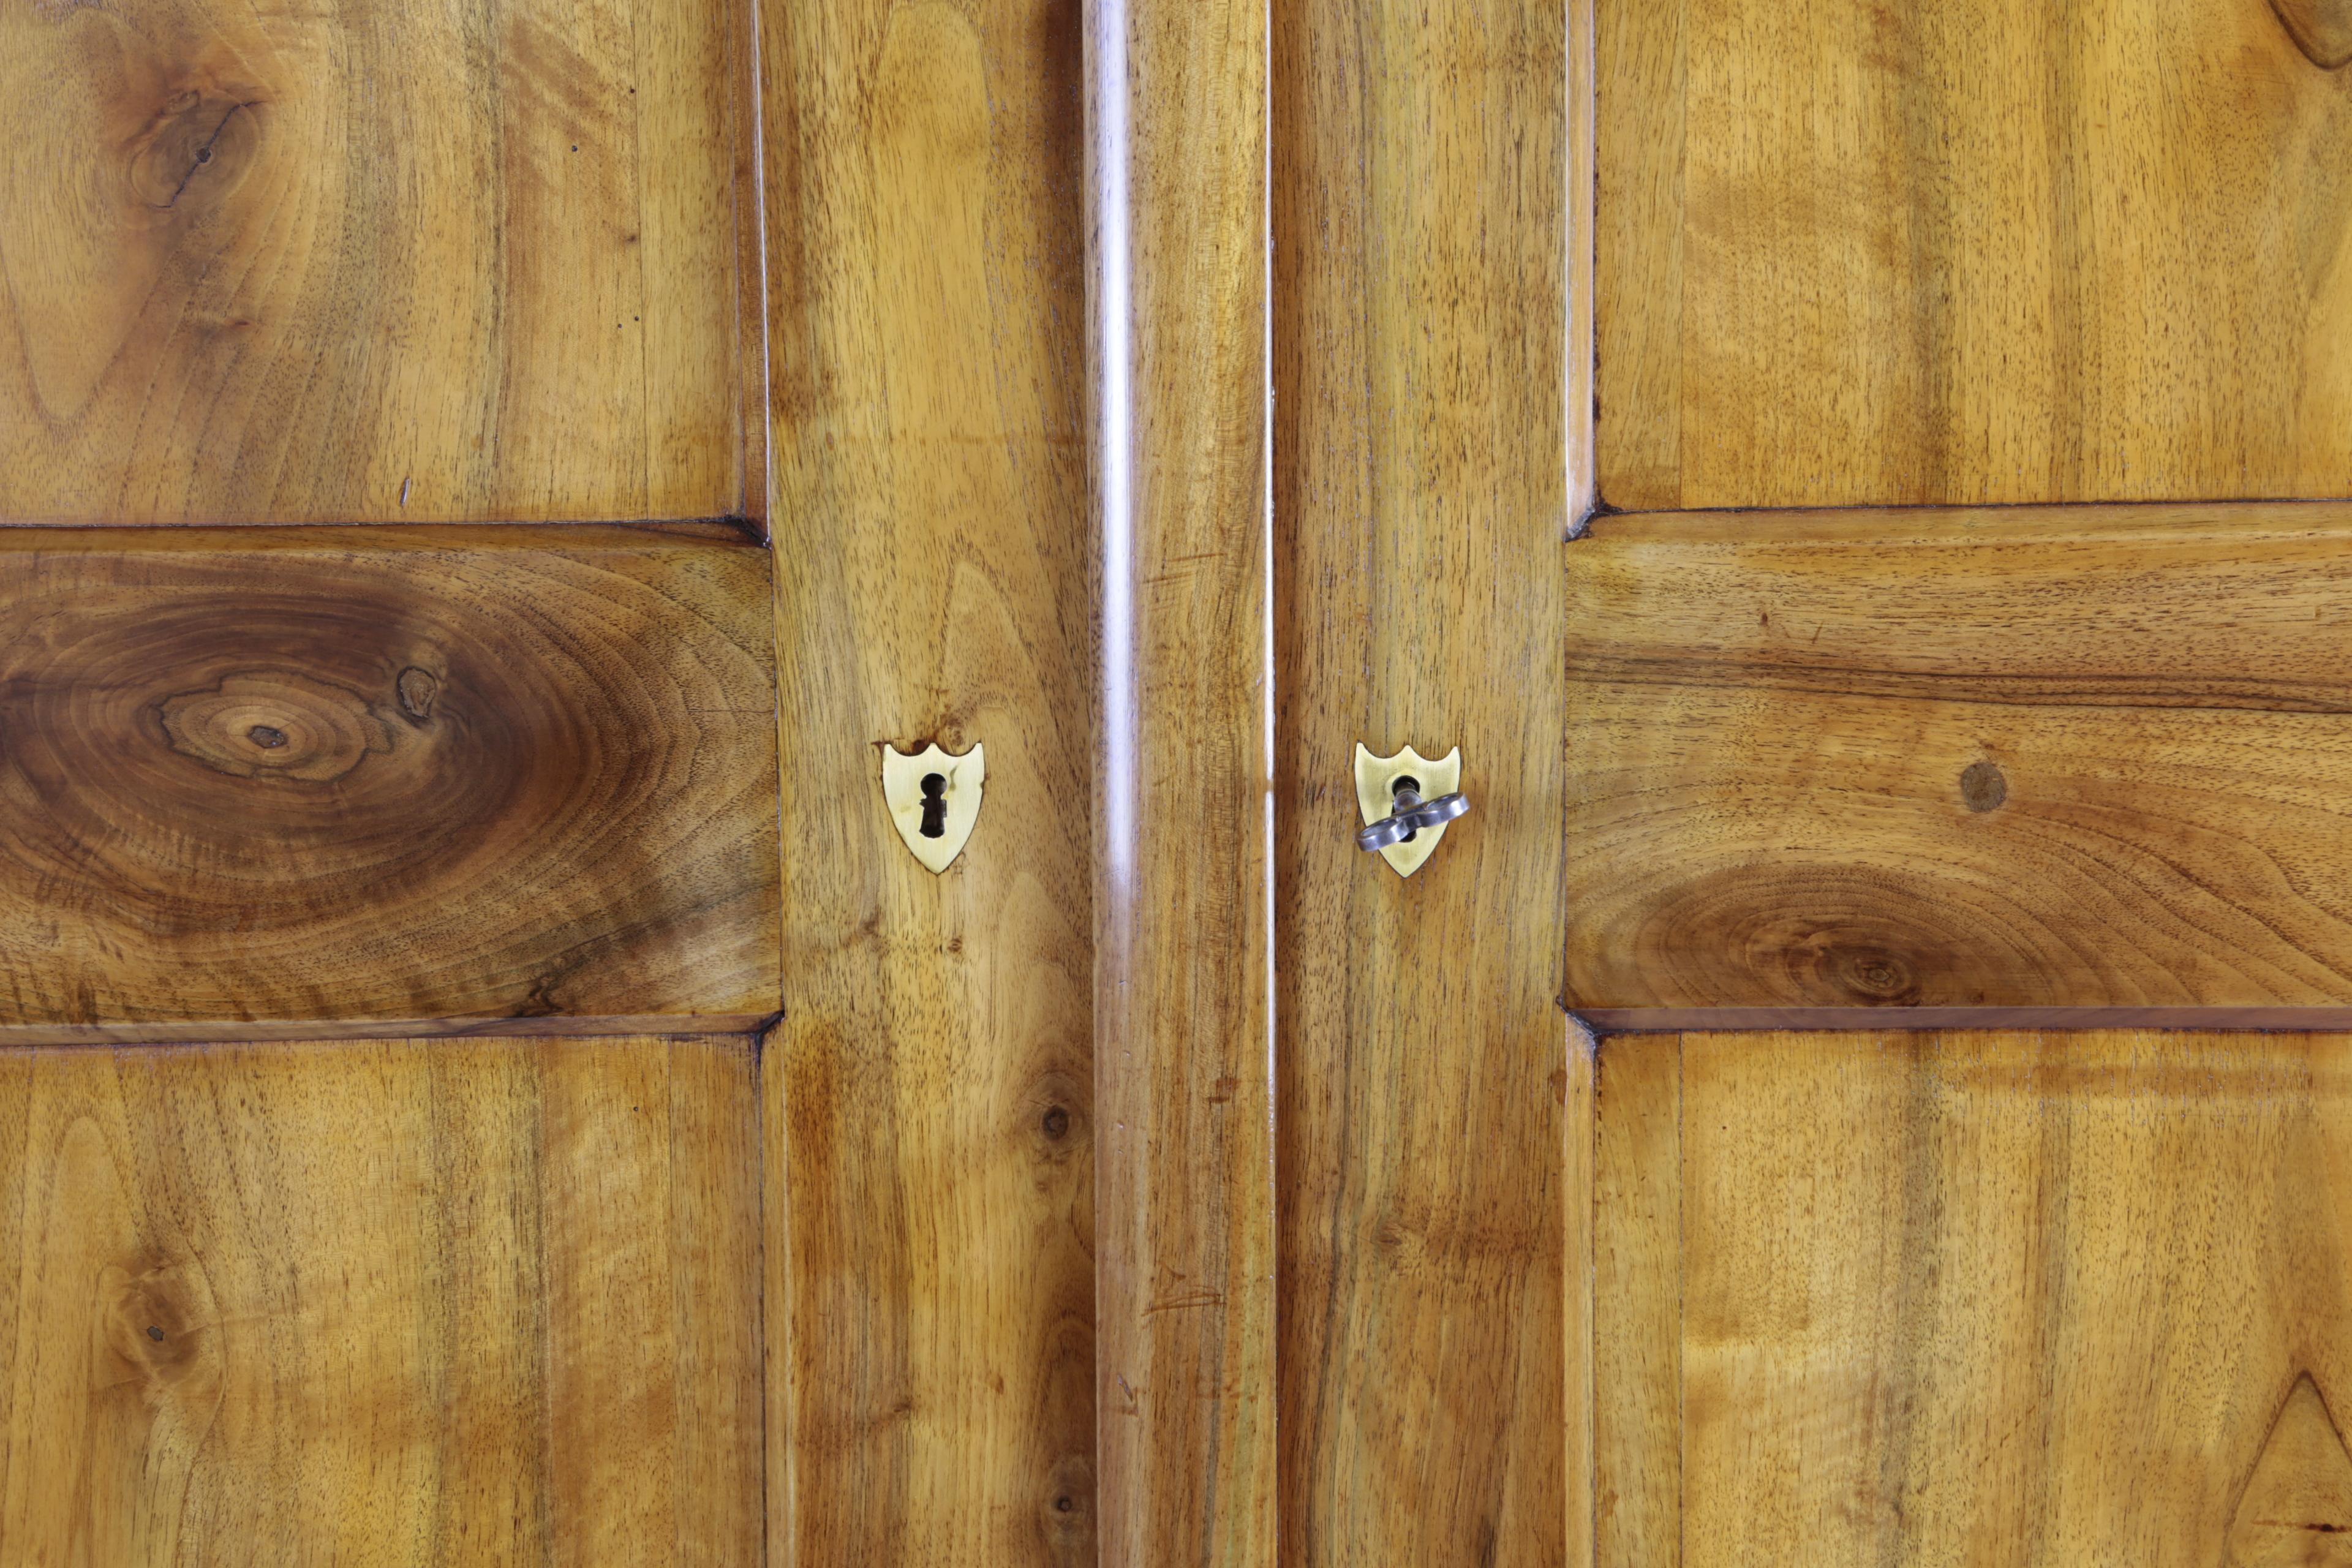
[159,671,394,783]
[1959,760,2007,813]
[99,1256,221,1403]
[1831,946,1921,1004]
[396,666,441,722]
[125,89,264,216]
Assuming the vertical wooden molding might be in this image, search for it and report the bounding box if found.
[1271,0,1571,1560]
[1567,1023,1597,1568]
[1088,0,1278,1559]
[1568,0,1599,530]
[728,0,772,535]
[1568,13,1600,1564]
[764,2,1097,1562]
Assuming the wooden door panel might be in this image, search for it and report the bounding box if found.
[1595,1028,2352,1566]
[0,0,759,526]
[1597,0,2352,511]
[0,1034,762,1565]
[1569,503,2352,1019]
[0,526,778,1040]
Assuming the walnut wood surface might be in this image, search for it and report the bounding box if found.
[763,2,1096,1562]
[1569,503,2352,1012]
[0,526,779,1037]
[1596,1029,2352,1566]
[1597,0,2352,510]
[1090,0,1278,1560]
[0,1035,761,1564]
[1272,0,1574,1561]
[0,0,761,525]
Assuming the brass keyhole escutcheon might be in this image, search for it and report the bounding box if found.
[881,742,985,873]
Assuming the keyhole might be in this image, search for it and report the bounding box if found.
[1392,776,1420,842]
[919,772,948,839]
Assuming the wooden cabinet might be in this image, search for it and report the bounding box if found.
[8,0,2352,1562]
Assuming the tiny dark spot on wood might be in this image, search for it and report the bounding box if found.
[1054,1496,1075,1513]
[1042,1106,1070,1139]
[1959,760,2007,813]
[247,725,286,749]
[146,1325,164,1341]
[397,666,439,721]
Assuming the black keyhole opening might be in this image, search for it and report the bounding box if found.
[1392,776,1420,842]
[919,772,948,839]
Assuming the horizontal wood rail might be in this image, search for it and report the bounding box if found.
[1581,1008,2352,1034]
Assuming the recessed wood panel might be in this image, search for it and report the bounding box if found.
[1597,0,2352,510]
[0,526,778,1038]
[0,0,758,524]
[1569,503,2352,1014]
[0,1035,762,1565]
[763,1,1097,1561]
[1596,1029,2352,1566]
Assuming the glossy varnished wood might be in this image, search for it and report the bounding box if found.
[0,526,778,1038]
[1091,0,1276,1559]
[1569,503,2352,1014]
[1597,0,2352,510]
[0,0,760,524]
[1272,0,1573,1561]
[763,1,1096,1562]
[0,1035,761,1564]
[1596,1029,2352,1565]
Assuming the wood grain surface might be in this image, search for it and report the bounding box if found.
[763,2,1096,1562]
[1569,502,2352,1013]
[1595,1029,2352,1566]
[0,526,779,1038]
[0,1034,761,1565]
[0,0,760,525]
[1597,0,2352,510]
[1272,0,1572,1561]
[1090,0,1277,1559]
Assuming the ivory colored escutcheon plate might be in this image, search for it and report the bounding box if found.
[880,742,986,873]
[1353,743,1462,878]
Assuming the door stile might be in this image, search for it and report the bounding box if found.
[1269,0,1585,1561]
[763,2,1099,1563]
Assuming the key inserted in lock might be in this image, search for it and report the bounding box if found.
[1352,743,1467,876]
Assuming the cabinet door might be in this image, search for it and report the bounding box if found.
[0,0,778,1558]
[1576,1,2352,1563]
